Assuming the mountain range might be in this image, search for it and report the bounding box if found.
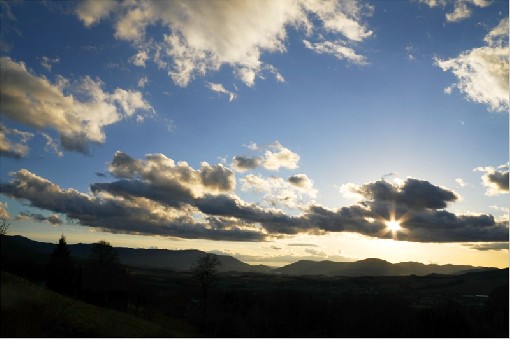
[2,235,500,277]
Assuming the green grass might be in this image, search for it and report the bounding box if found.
[1,271,197,337]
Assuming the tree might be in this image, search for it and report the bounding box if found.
[192,253,221,329]
[46,235,74,295]
[88,240,119,268]
[0,216,9,237]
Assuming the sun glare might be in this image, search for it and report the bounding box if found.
[386,220,401,232]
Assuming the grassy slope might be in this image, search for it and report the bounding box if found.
[1,271,197,337]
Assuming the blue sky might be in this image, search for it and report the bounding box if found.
[0,0,508,267]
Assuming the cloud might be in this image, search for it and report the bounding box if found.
[419,0,492,22]
[75,0,372,88]
[137,76,148,88]
[304,248,328,257]
[0,57,155,154]
[241,173,317,209]
[76,0,118,27]
[41,132,64,157]
[231,156,263,172]
[474,164,509,195]
[1,168,264,241]
[107,151,236,198]
[231,141,300,171]
[463,242,509,251]
[303,40,367,64]
[207,82,237,102]
[0,202,9,220]
[0,123,34,159]
[435,19,509,112]
[1,156,507,243]
[262,141,300,170]
[16,211,62,225]
[455,178,467,187]
[131,50,149,67]
[304,178,508,242]
[40,56,60,72]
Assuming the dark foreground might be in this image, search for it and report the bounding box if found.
[2,264,508,337]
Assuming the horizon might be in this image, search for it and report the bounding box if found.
[7,233,509,269]
[0,1,508,270]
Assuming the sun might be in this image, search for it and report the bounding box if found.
[385,220,401,232]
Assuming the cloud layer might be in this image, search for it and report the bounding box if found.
[0,57,154,155]
[0,151,506,245]
[76,0,373,90]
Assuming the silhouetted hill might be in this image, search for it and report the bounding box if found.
[3,235,501,276]
[2,235,270,273]
[275,257,498,276]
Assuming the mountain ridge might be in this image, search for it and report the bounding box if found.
[2,235,501,276]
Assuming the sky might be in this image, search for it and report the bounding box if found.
[0,0,508,268]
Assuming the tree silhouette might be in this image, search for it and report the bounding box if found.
[88,240,120,268]
[192,253,221,329]
[0,216,9,237]
[46,235,74,295]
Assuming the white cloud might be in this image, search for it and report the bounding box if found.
[435,19,509,112]
[339,182,364,200]
[231,141,300,172]
[0,202,9,220]
[40,56,60,71]
[137,76,148,88]
[0,57,155,154]
[76,0,118,27]
[41,132,63,157]
[241,173,316,210]
[131,49,149,67]
[303,40,367,64]
[75,0,373,87]
[0,123,34,159]
[207,82,237,102]
[419,0,492,22]
[263,141,300,170]
[455,178,467,187]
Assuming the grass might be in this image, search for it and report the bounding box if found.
[1,271,197,337]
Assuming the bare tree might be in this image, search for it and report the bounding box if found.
[0,216,9,237]
[192,253,221,329]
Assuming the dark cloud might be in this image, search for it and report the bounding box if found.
[1,169,263,241]
[60,133,91,154]
[1,154,507,244]
[357,178,458,211]
[487,171,509,191]
[231,156,261,172]
[95,172,108,177]
[16,211,62,225]
[475,165,509,195]
[463,242,509,251]
[90,179,195,208]
[195,194,308,235]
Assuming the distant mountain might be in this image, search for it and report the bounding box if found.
[2,235,500,276]
[2,235,271,273]
[274,258,498,276]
